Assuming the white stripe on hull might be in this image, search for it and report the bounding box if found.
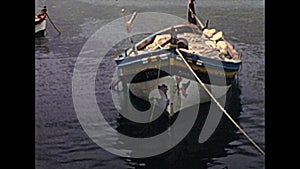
[35,20,46,34]
[128,75,231,114]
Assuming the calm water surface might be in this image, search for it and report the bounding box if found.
[35,0,265,168]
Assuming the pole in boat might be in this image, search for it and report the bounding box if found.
[121,9,138,55]
[175,48,265,156]
[42,6,61,35]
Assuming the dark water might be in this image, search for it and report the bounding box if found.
[35,0,265,168]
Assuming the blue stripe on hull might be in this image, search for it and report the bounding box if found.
[116,49,241,86]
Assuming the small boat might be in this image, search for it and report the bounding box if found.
[114,1,242,114]
[35,6,47,36]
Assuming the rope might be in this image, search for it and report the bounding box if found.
[45,13,61,35]
[149,58,162,121]
[175,48,265,155]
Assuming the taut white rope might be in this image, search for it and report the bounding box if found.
[176,48,265,155]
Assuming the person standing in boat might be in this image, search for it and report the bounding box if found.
[188,0,197,25]
[41,6,47,14]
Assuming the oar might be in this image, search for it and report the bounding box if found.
[45,13,61,35]
[175,48,265,156]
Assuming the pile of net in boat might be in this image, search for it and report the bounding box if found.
[145,28,239,60]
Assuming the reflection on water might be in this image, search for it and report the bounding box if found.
[35,37,50,54]
[114,80,241,169]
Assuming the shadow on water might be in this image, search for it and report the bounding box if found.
[35,36,50,54]
[115,80,241,169]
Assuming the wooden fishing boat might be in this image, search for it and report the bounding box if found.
[114,1,242,114]
[35,6,47,36]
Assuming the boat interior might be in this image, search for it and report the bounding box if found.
[130,24,241,61]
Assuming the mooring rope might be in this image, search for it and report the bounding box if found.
[175,48,265,155]
[45,13,61,35]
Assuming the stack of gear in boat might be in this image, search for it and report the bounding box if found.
[202,28,239,60]
[135,27,239,61]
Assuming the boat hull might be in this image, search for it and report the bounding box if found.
[116,49,241,86]
[115,31,241,113]
[35,19,46,37]
[115,49,239,113]
[126,75,231,114]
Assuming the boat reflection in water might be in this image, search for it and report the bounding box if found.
[115,80,241,169]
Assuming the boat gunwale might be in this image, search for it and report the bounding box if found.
[117,48,241,71]
[35,13,47,25]
[116,23,242,66]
